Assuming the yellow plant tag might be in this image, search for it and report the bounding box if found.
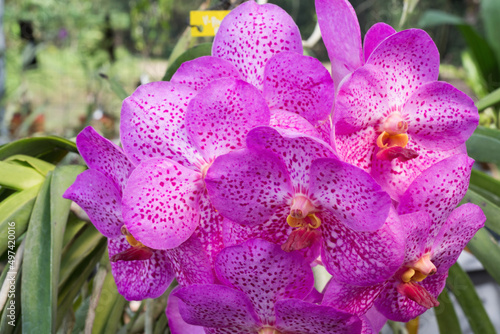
[190,10,230,37]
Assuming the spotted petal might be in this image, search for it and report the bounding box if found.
[431,203,486,273]
[310,158,391,231]
[122,157,202,250]
[275,299,363,334]
[205,147,292,226]
[76,126,134,193]
[63,169,122,238]
[170,56,241,91]
[315,0,362,89]
[108,236,175,301]
[263,52,334,126]
[366,29,440,106]
[166,290,206,334]
[120,81,199,167]
[322,279,385,315]
[398,154,474,238]
[321,208,405,286]
[173,284,261,332]
[405,81,479,150]
[186,78,270,160]
[363,23,396,62]
[213,1,302,90]
[215,239,314,324]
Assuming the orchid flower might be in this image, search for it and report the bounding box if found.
[121,77,269,266]
[205,126,392,258]
[317,0,478,200]
[167,238,367,334]
[63,127,175,300]
[321,154,485,321]
[171,1,334,142]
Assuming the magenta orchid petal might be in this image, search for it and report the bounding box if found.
[275,299,363,334]
[63,169,122,238]
[432,203,486,273]
[310,158,391,231]
[365,29,439,106]
[334,127,378,172]
[246,126,336,189]
[205,147,293,226]
[398,153,474,238]
[363,307,387,333]
[173,284,261,331]
[315,0,362,89]
[222,207,292,247]
[400,211,433,263]
[120,81,199,167]
[270,109,322,139]
[322,279,385,315]
[375,273,447,322]
[404,81,479,150]
[166,290,206,334]
[170,56,241,91]
[363,23,396,62]
[165,234,215,286]
[215,238,314,324]
[192,191,226,263]
[321,207,405,286]
[334,65,389,136]
[263,52,334,126]
[213,1,303,90]
[76,126,134,193]
[186,78,270,159]
[122,157,202,250]
[108,236,175,301]
[370,143,467,201]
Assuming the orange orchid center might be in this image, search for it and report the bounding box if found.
[121,225,147,248]
[401,254,437,283]
[287,196,321,229]
[259,328,281,334]
[376,113,409,150]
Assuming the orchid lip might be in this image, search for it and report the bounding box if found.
[259,328,281,334]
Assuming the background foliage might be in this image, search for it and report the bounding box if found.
[1,0,500,333]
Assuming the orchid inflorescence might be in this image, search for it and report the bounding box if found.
[64,0,485,333]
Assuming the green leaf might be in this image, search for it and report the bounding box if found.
[0,269,22,333]
[102,296,126,334]
[56,240,107,330]
[447,263,496,334]
[92,271,121,334]
[435,289,462,334]
[58,225,105,289]
[460,189,500,236]
[481,0,500,69]
[5,155,55,176]
[50,165,87,326]
[469,169,500,206]
[99,73,129,101]
[418,10,500,91]
[0,161,45,190]
[0,136,78,162]
[71,297,90,334]
[476,87,500,111]
[466,228,500,285]
[21,172,54,334]
[0,186,40,255]
[466,127,500,164]
[162,43,213,81]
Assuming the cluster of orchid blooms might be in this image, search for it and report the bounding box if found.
[64,0,486,333]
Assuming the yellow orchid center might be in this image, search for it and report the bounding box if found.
[259,327,282,334]
[121,225,146,248]
[287,196,321,229]
[376,113,409,150]
[401,254,437,283]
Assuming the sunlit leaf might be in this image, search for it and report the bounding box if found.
[162,43,212,81]
[0,136,78,163]
[447,263,496,334]
[467,228,500,285]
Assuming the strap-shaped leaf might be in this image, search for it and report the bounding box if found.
[5,155,55,176]
[466,127,500,164]
[0,161,45,190]
[162,43,213,81]
[447,263,496,334]
[0,136,78,162]
[476,87,500,111]
[435,289,462,334]
[460,189,500,236]
[467,228,500,285]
